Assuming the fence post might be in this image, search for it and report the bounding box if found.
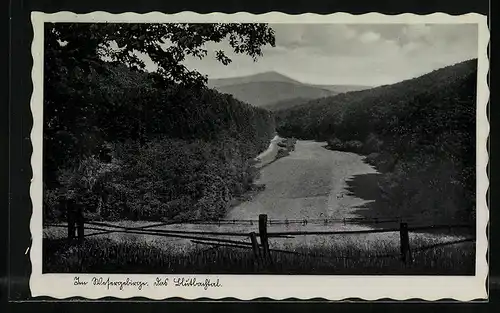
[76,203,84,244]
[250,232,262,270]
[259,214,272,267]
[399,222,412,265]
[67,199,75,242]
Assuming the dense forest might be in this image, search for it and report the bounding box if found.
[276,60,477,224]
[43,23,276,222]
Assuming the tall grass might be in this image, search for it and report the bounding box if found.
[43,237,475,275]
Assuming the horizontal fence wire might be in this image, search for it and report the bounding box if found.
[192,237,475,264]
[411,238,475,254]
[78,225,252,243]
[45,211,471,228]
[265,224,473,237]
[263,246,402,261]
[44,220,177,229]
[148,216,420,226]
[267,239,475,261]
[84,221,251,237]
[151,209,471,226]
[192,238,474,263]
[195,239,402,263]
[45,221,474,239]
[191,240,250,250]
[189,240,354,266]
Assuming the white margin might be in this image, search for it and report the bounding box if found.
[29,11,490,301]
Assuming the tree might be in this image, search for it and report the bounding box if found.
[45,23,275,86]
[43,22,276,186]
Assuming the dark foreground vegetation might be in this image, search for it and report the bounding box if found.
[44,23,277,222]
[276,60,477,226]
[44,237,474,275]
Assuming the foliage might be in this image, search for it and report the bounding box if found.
[276,60,477,224]
[44,22,275,184]
[99,135,271,221]
[273,137,297,160]
[45,23,275,86]
[43,187,62,221]
[43,23,276,222]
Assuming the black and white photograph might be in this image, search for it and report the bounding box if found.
[30,12,489,300]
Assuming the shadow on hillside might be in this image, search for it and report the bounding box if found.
[344,172,475,237]
[343,173,402,229]
[344,173,383,203]
[322,144,366,156]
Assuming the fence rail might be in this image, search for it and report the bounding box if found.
[46,211,467,228]
[52,214,437,227]
[53,212,475,269]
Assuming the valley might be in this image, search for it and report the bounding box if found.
[208,71,370,108]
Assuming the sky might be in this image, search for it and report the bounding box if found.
[143,23,478,87]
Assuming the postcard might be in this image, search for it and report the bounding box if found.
[30,11,489,300]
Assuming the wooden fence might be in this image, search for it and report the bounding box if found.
[54,212,475,268]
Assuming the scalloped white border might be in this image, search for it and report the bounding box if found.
[29,11,490,301]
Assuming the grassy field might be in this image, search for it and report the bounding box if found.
[43,235,475,275]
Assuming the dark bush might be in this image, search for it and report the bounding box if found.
[327,137,344,150]
[345,140,364,153]
[276,148,290,159]
[363,133,384,154]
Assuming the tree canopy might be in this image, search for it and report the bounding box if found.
[45,23,276,86]
[43,22,277,222]
[44,22,276,179]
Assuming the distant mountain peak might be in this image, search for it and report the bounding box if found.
[208,71,301,88]
[250,71,301,83]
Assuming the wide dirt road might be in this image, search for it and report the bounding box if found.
[227,140,378,222]
[224,140,465,249]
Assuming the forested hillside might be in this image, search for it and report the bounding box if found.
[262,97,313,111]
[43,23,276,222]
[307,84,371,94]
[212,81,335,107]
[276,60,477,224]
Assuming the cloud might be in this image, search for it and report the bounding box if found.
[137,23,478,86]
[403,24,432,41]
[359,31,381,43]
[271,24,363,55]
